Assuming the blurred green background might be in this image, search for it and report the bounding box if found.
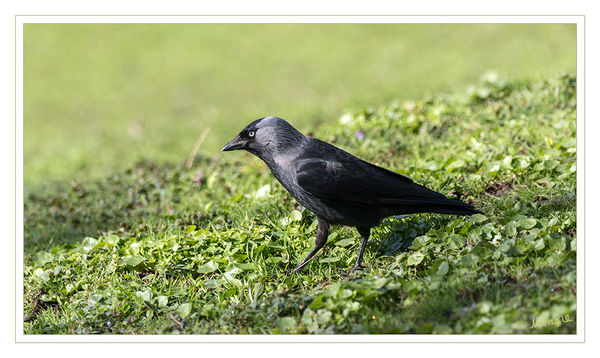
[24,23,576,189]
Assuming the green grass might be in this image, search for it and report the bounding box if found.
[24,24,576,189]
[24,74,576,334]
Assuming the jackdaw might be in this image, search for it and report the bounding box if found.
[222,116,481,273]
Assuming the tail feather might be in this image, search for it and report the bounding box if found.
[427,204,482,216]
[381,197,482,216]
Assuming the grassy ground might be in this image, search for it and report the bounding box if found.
[24,24,576,189]
[23,74,576,334]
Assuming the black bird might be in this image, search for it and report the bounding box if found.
[222,116,481,273]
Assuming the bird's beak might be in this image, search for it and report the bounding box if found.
[222,134,246,152]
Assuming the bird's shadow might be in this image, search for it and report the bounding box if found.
[373,215,455,258]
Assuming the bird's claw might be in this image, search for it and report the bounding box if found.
[287,264,304,275]
[349,264,366,275]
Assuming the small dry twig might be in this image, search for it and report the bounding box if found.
[186,127,212,169]
[169,312,185,331]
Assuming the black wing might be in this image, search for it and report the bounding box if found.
[294,142,478,215]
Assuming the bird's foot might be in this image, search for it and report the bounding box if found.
[287,264,305,275]
[348,264,366,276]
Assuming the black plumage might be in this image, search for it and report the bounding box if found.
[222,116,481,272]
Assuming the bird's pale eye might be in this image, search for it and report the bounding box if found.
[248,131,255,138]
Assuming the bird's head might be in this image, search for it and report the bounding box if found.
[222,116,306,158]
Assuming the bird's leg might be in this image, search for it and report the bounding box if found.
[291,218,330,273]
[351,227,371,273]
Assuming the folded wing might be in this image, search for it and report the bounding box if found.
[294,148,479,216]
